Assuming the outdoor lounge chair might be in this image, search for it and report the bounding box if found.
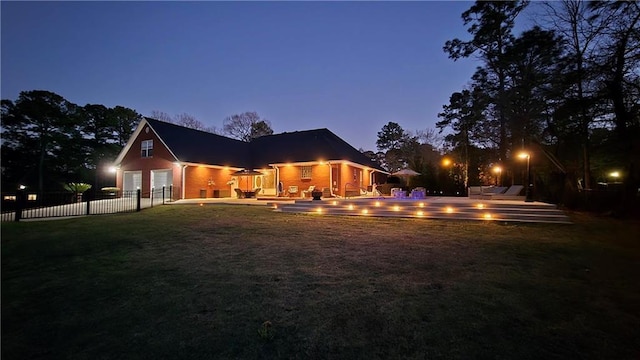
[234,188,245,199]
[484,186,508,194]
[468,186,482,198]
[468,186,507,199]
[253,188,261,196]
[288,186,299,197]
[481,185,525,200]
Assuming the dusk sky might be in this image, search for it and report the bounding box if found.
[2,1,517,151]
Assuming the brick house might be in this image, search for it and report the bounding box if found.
[113,118,387,199]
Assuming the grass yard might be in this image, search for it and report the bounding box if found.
[2,205,639,359]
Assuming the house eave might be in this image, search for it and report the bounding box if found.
[179,162,243,170]
[268,159,388,174]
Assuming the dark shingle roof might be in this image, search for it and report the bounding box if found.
[249,129,385,171]
[145,118,385,171]
[145,118,250,167]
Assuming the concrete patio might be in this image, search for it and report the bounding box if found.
[173,196,572,224]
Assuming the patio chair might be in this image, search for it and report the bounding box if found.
[234,188,245,199]
[410,187,426,199]
[391,188,406,198]
[302,185,316,198]
[253,188,262,196]
[288,186,299,198]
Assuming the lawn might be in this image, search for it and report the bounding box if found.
[2,205,639,359]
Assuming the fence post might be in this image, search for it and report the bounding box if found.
[136,189,141,212]
[86,191,91,215]
[162,185,166,204]
[15,190,25,222]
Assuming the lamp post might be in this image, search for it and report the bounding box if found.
[518,152,533,202]
[492,166,502,186]
[441,158,453,195]
[95,165,118,197]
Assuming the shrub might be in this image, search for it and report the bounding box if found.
[63,182,92,193]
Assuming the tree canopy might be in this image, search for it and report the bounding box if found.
[438,0,640,210]
[1,90,141,192]
[223,112,273,142]
[149,110,218,133]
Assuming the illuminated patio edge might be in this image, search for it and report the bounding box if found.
[273,198,498,221]
[271,197,573,224]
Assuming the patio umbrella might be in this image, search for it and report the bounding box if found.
[230,169,263,191]
[392,168,421,187]
[392,169,421,177]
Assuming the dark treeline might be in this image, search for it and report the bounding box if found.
[436,1,639,211]
[1,90,142,193]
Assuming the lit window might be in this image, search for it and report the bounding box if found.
[3,195,16,201]
[141,140,153,158]
[301,166,312,179]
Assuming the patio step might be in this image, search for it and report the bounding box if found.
[272,198,572,224]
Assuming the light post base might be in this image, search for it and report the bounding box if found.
[524,185,534,202]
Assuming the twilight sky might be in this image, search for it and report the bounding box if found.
[2,1,488,151]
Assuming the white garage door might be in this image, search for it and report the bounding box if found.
[151,169,172,198]
[123,171,142,196]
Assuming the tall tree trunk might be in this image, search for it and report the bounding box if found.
[463,128,470,190]
[38,142,45,195]
[577,74,592,190]
[498,75,508,162]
